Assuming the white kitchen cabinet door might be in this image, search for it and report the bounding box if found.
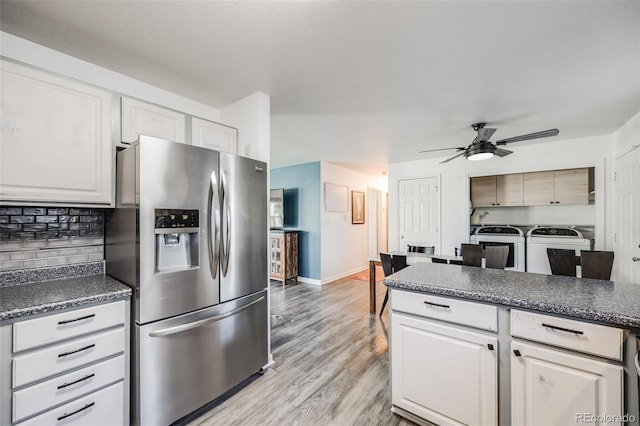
[191,117,237,154]
[0,60,113,205]
[511,340,623,426]
[121,96,185,144]
[391,312,498,426]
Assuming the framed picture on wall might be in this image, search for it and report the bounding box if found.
[351,190,365,224]
[324,182,349,212]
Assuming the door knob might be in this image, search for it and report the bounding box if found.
[633,257,640,262]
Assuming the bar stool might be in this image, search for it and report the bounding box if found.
[380,254,408,317]
[547,248,578,277]
[580,250,614,280]
[461,243,482,267]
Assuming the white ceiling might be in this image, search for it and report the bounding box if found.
[1,1,639,175]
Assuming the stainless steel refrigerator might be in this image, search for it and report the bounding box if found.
[106,135,268,426]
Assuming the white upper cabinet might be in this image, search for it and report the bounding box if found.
[121,96,185,144]
[191,117,238,154]
[0,60,113,205]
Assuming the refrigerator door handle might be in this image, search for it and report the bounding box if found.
[208,170,221,279]
[221,172,231,277]
[148,296,265,337]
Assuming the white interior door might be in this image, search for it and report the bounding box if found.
[367,188,389,257]
[367,187,380,258]
[615,147,640,283]
[398,177,439,253]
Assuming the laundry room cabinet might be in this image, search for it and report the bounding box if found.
[523,168,589,205]
[471,174,524,207]
[471,168,590,208]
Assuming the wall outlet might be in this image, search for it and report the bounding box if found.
[243,144,251,156]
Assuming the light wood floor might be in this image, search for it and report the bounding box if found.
[183,275,417,426]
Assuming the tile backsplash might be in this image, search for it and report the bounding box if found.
[0,206,105,271]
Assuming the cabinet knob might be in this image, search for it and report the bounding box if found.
[513,349,522,357]
[633,257,640,262]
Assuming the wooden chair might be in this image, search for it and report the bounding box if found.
[485,245,509,269]
[379,253,393,317]
[431,257,447,264]
[546,248,578,277]
[580,250,614,280]
[392,254,408,272]
[380,254,408,317]
[461,243,482,267]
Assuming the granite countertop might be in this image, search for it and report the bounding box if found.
[0,274,131,321]
[385,262,640,329]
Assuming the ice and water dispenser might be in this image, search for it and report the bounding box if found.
[155,209,200,272]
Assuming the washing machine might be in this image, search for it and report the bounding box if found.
[470,225,526,272]
[526,226,592,275]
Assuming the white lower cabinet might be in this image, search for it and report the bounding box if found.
[511,341,623,426]
[1,300,129,425]
[391,311,498,426]
[389,291,633,426]
[17,381,124,426]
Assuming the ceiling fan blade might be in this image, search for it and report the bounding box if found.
[439,151,467,164]
[495,129,559,145]
[495,148,513,157]
[419,147,465,153]
[477,127,496,141]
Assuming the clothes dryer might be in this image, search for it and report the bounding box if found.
[526,226,592,275]
[470,225,526,272]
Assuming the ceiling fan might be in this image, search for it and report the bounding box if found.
[420,123,559,164]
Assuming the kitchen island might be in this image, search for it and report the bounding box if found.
[384,262,640,426]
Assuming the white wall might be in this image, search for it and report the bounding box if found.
[388,135,615,257]
[221,92,270,164]
[613,110,640,157]
[320,162,382,283]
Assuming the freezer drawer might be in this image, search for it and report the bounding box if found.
[133,290,268,426]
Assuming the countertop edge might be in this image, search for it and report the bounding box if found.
[1,289,131,322]
[385,279,640,330]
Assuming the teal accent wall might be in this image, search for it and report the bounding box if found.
[270,162,321,280]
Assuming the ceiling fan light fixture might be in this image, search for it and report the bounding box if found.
[465,141,496,161]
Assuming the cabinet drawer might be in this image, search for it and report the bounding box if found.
[13,301,125,352]
[13,355,125,422]
[391,290,497,331]
[510,310,623,360]
[16,381,124,426]
[13,327,125,388]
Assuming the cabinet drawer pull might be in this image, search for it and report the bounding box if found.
[487,343,494,351]
[57,402,95,421]
[513,349,522,357]
[58,314,95,325]
[57,373,95,390]
[423,300,450,309]
[541,323,584,335]
[58,344,95,358]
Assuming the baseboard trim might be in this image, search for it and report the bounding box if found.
[321,265,368,285]
[297,276,322,285]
